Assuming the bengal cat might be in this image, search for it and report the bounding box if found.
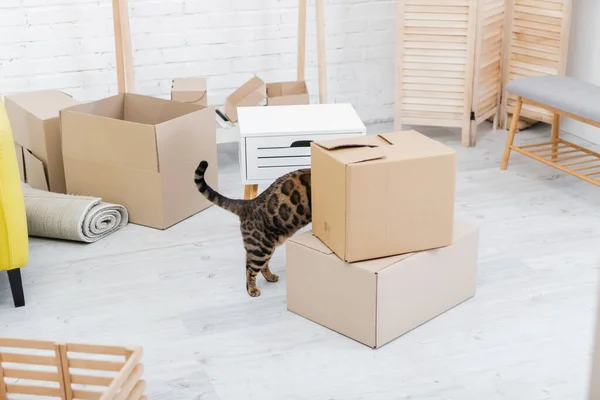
[194,161,311,297]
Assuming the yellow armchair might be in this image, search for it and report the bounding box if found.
[0,99,28,307]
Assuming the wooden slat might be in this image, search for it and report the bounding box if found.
[66,344,129,357]
[0,353,58,366]
[0,339,56,351]
[6,383,62,397]
[72,389,103,400]
[70,374,114,387]
[2,368,60,382]
[69,358,124,372]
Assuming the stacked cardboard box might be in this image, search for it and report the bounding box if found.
[286,130,479,348]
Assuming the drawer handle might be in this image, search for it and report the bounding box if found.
[290,140,313,148]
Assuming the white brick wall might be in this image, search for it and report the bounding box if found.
[0,0,396,124]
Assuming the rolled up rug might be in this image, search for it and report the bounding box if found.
[22,185,129,243]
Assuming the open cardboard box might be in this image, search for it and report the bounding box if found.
[287,221,479,349]
[224,76,266,123]
[171,78,208,106]
[311,130,456,262]
[60,93,218,230]
[4,90,80,193]
[266,80,309,106]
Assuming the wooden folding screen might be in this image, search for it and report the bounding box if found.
[395,0,505,148]
[471,0,505,140]
[500,0,572,126]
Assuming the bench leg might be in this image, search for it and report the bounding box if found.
[8,269,25,308]
[501,96,523,170]
[243,184,258,200]
[551,112,561,161]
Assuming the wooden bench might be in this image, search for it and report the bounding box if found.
[501,76,600,186]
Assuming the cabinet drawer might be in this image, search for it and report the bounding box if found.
[244,132,362,181]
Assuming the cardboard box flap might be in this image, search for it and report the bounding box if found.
[23,149,49,191]
[171,78,208,104]
[6,90,78,121]
[172,78,207,92]
[354,253,413,274]
[313,142,385,165]
[379,130,456,157]
[289,233,333,255]
[227,76,266,105]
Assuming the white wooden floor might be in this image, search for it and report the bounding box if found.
[1,123,599,400]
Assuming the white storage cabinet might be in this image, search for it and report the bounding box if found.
[237,104,367,187]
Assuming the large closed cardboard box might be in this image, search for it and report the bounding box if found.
[4,90,80,193]
[60,93,218,230]
[311,130,456,262]
[171,78,207,106]
[287,221,479,349]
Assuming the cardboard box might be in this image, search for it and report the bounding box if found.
[4,90,80,193]
[225,76,266,123]
[311,130,456,262]
[60,93,218,230]
[171,78,208,106]
[266,81,309,106]
[286,221,479,349]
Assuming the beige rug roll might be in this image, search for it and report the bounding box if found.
[22,186,129,243]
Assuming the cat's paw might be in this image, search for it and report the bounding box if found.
[248,287,261,297]
[265,273,279,283]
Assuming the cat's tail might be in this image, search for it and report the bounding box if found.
[194,161,248,217]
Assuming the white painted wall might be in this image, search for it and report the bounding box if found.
[564,0,600,145]
[0,0,395,124]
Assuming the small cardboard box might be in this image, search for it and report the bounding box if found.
[266,81,309,106]
[311,130,456,262]
[171,78,208,106]
[60,93,218,230]
[4,90,80,193]
[287,221,479,349]
[225,76,266,123]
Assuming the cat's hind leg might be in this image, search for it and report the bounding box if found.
[261,264,279,283]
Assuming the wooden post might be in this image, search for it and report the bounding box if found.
[315,0,328,104]
[57,344,73,400]
[297,0,307,81]
[0,352,7,400]
[112,0,135,93]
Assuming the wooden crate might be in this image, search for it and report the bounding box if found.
[500,0,572,126]
[394,0,505,148]
[0,338,145,400]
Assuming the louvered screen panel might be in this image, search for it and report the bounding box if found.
[395,0,478,141]
[472,0,504,124]
[501,0,572,124]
